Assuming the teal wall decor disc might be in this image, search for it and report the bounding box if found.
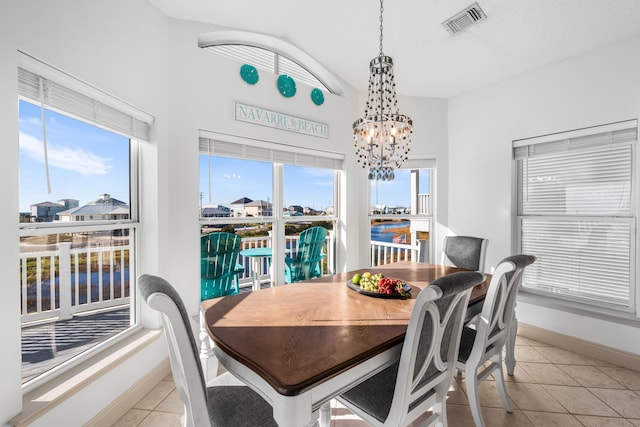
[277,74,296,98]
[240,64,259,85]
[311,88,325,106]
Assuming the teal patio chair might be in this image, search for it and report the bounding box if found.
[284,226,327,283]
[200,232,245,300]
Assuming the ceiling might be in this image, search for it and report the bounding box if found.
[149,0,640,98]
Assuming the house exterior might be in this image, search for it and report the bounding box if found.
[229,197,252,217]
[200,205,230,217]
[244,200,272,217]
[56,194,129,222]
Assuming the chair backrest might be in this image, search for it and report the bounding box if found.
[442,235,488,271]
[468,254,536,363]
[201,232,243,299]
[386,271,486,426]
[295,226,327,263]
[139,274,212,427]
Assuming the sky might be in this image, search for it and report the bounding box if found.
[19,100,130,212]
[19,99,429,214]
[199,155,430,210]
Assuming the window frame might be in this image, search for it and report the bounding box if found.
[198,131,342,287]
[368,160,435,266]
[513,120,638,320]
[17,53,148,391]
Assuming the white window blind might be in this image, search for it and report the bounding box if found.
[199,136,344,170]
[18,53,154,141]
[514,121,637,311]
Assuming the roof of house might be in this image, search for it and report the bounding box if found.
[230,197,253,205]
[245,200,271,208]
[58,205,130,216]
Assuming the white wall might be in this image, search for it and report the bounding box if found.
[448,33,640,354]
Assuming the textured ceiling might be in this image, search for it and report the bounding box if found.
[149,0,640,98]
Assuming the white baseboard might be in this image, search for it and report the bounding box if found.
[85,358,171,427]
[519,323,640,372]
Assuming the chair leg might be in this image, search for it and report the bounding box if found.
[493,354,512,412]
[433,399,446,427]
[505,312,518,375]
[465,366,486,427]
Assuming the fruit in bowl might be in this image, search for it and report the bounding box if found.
[351,272,410,297]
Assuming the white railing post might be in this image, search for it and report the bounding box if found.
[58,242,72,320]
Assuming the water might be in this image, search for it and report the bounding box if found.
[370,221,410,243]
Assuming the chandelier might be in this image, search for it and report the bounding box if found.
[353,0,413,181]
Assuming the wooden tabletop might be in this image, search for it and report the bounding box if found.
[202,261,490,397]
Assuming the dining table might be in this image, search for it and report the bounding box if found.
[201,261,493,427]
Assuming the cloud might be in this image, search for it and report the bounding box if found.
[224,173,241,180]
[19,132,112,175]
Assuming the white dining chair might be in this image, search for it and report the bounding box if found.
[138,274,277,427]
[337,271,486,427]
[455,254,536,427]
[441,235,489,272]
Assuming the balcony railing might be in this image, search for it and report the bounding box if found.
[370,240,420,267]
[20,233,418,325]
[236,233,336,288]
[20,242,130,324]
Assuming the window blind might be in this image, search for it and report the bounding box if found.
[18,54,154,141]
[514,121,637,311]
[199,136,344,170]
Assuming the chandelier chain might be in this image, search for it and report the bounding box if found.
[379,0,384,56]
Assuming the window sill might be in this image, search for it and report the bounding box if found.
[11,329,162,427]
[518,291,640,327]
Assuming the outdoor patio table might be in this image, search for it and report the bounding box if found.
[201,261,492,427]
[240,247,289,291]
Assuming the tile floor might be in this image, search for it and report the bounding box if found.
[112,335,640,426]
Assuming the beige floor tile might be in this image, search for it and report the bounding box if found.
[519,362,580,386]
[154,389,184,414]
[459,377,516,409]
[132,380,175,411]
[505,363,537,384]
[446,403,476,426]
[136,411,183,427]
[111,408,150,427]
[516,336,549,347]
[446,378,469,405]
[589,388,640,419]
[475,408,533,427]
[514,346,552,363]
[598,367,640,390]
[522,411,583,426]
[628,419,640,426]
[533,346,607,366]
[543,385,618,417]
[557,365,625,389]
[505,383,567,412]
[574,414,634,426]
[447,403,533,427]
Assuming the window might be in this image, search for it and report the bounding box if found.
[199,132,342,288]
[369,162,434,266]
[198,31,346,96]
[18,53,153,388]
[513,121,637,315]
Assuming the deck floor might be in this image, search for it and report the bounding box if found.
[21,282,266,384]
[22,307,131,384]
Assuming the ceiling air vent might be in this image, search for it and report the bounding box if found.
[442,2,487,35]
